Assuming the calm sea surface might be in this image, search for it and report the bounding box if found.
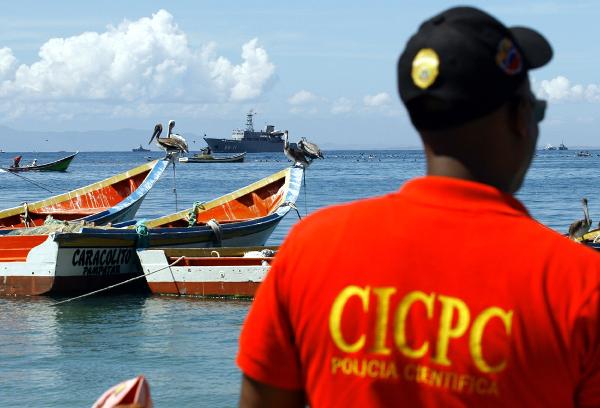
[0,149,597,406]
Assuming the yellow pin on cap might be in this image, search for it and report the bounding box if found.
[411,48,439,89]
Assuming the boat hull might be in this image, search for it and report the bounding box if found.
[204,137,283,153]
[179,152,246,163]
[138,248,273,297]
[5,152,78,172]
[0,166,302,296]
[0,215,281,296]
[0,234,141,296]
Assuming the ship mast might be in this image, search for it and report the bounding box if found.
[246,110,255,132]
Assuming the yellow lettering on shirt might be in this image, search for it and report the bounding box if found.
[369,287,397,355]
[432,295,471,366]
[394,290,434,359]
[328,285,513,382]
[329,285,369,353]
[469,307,513,373]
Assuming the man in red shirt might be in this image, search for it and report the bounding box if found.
[237,6,600,407]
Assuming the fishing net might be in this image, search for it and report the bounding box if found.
[6,216,97,235]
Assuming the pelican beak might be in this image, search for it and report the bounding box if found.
[149,125,160,144]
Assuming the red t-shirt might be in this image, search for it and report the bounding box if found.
[237,176,600,407]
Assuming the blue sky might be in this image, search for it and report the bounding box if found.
[0,1,598,150]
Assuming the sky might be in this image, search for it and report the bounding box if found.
[0,0,598,150]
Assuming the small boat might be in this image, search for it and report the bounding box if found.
[132,144,151,152]
[179,152,246,163]
[577,150,592,157]
[0,159,169,228]
[138,246,277,297]
[4,152,78,172]
[543,144,557,151]
[558,142,568,151]
[93,375,152,408]
[0,165,302,295]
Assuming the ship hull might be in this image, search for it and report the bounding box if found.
[204,137,284,153]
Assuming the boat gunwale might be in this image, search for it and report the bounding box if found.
[0,159,161,219]
[141,166,292,229]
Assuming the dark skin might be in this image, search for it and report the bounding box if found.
[422,80,539,194]
[238,79,540,408]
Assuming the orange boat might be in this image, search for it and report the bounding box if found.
[0,165,302,296]
[0,159,168,228]
[137,246,277,297]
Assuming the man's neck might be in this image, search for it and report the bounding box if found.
[424,152,511,193]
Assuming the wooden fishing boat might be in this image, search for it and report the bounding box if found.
[137,246,277,297]
[5,152,78,172]
[0,159,169,229]
[0,166,302,295]
[179,152,246,163]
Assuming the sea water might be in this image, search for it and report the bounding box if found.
[0,150,596,406]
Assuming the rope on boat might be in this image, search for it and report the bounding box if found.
[207,218,223,246]
[52,256,185,306]
[302,171,308,217]
[187,201,206,227]
[171,157,178,212]
[20,202,31,227]
[135,220,150,248]
[2,169,54,193]
[282,201,302,220]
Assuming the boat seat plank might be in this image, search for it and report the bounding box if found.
[160,246,278,258]
[167,256,272,267]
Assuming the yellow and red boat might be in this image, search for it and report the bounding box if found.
[0,165,302,296]
[0,159,169,228]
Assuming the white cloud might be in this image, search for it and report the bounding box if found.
[535,76,600,102]
[0,47,16,80]
[0,9,275,111]
[363,92,392,107]
[331,97,353,114]
[288,90,317,105]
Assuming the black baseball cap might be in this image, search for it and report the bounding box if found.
[397,6,552,130]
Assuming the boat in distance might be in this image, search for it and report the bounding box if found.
[0,165,302,296]
[204,111,291,153]
[179,152,245,163]
[138,246,277,298]
[0,159,168,229]
[132,144,151,152]
[4,152,78,172]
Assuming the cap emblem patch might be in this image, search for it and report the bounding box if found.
[496,38,522,75]
[411,48,439,89]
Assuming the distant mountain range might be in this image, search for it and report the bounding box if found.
[0,125,203,152]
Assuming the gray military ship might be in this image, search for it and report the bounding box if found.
[203,111,287,153]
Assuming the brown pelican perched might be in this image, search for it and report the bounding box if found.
[568,198,592,240]
[149,122,189,158]
[283,131,323,167]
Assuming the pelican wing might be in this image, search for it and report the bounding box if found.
[168,134,189,153]
[299,139,324,159]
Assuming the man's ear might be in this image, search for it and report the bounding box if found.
[508,98,530,141]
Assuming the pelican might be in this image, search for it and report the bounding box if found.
[149,122,189,157]
[283,131,310,167]
[167,120,189,153]
[568,198,592,240]
[298,137,324,160]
